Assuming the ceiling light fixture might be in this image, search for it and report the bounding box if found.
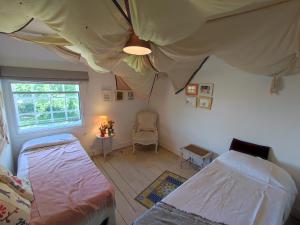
[123,33,151,55]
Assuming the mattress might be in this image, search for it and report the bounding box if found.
[17,133,115,225]
[163,151,297,225]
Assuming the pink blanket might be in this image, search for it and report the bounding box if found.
[24,141,114,225]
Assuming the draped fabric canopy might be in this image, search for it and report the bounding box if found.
[0,0,299,97]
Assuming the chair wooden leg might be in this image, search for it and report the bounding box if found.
[132,143,135,153]
[155,143,158,153]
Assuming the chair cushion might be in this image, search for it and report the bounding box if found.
[134,131,157,142]
[137,112,157,131]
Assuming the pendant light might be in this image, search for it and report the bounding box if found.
[123,33,152,55]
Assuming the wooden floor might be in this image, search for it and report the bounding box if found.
[92,145,197,225]
[92,145,300,225]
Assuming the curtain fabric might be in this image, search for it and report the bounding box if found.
[0,0,299,97]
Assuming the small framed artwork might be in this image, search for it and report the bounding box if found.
[102,90,112,102]
[197,96,213,110]
[127,91,134,100]
[186,97,197,108]
[199,83,214,97]
[185,83,198,96]
[115,90,124,101]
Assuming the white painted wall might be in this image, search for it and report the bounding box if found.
[2,68,147,163]
[149,56,300,216]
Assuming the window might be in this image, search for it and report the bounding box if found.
[11,82,82,132]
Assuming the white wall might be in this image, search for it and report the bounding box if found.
[149,56,300,216]
[2,68,147,162]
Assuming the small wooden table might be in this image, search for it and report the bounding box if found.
[96,134,114,159]
[180,144,213,169]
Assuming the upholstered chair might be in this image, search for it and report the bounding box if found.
[132,111,158,153]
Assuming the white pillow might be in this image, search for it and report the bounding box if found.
[21,133,77,152]
[217,151,297,196]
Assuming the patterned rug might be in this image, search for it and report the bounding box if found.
[135,170,187,208]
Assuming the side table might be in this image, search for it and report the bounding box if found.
[180,144,213,169]
[96,134,114,159]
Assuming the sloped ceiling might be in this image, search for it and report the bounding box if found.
[0,34,87,72]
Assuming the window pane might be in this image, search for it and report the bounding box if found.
[67,98,79,110]
[52,93,65,98]
[19,114,35,127]
[49,84,64,92]
[53,112,66,122]
[67,111,80,120]
[36,99,51,113]
[35,93,49,98]
[65,93,78,98]
[52,98,65,111]
[12,83,32,92]
[64,84,79,92]
[14,93,32,99]
[37,113,52,124]
[12,83,79,93]
[17,100,34,114]
[32,83,50,92]
[12,82,81,130]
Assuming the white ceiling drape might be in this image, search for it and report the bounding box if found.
[0,0,299,97]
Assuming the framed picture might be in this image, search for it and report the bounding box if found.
[185,83,198,96]
[186,97,197,108]
[127,91,134,100]
[102,90,112,102]
[115,90,124,101]
[197,96,213,110]
[199,83,214,96]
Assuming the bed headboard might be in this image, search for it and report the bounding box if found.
[229,138,270,160]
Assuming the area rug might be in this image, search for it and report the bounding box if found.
[135,170,187,208]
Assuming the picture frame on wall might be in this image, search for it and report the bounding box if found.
[199,83,214,97]
[127,91,134,100]
[197,96,213,110]
[102,90,113,102]
[186,97,197,108]
[115,90,124,101]
[185,83,199,96]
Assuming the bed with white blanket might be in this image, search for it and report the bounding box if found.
[134,149,297,225]
[18,133,115,225]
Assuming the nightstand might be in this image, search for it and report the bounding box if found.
[96,134,114,159]
[180,144,213,169]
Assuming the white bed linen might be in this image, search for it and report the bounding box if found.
[163,151,297,225]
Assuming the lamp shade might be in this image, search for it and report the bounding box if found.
[100,115,108,126]
[123,33,152,55]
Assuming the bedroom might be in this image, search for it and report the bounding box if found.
[0,1,299,225]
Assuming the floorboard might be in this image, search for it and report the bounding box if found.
[93,145,197,225]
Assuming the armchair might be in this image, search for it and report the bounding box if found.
[132,111,158,153]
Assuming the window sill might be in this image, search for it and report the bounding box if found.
[17,120,83,135]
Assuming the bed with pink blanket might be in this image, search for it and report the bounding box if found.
[17,133,115,225]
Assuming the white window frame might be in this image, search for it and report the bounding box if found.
[7,80,84,134]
